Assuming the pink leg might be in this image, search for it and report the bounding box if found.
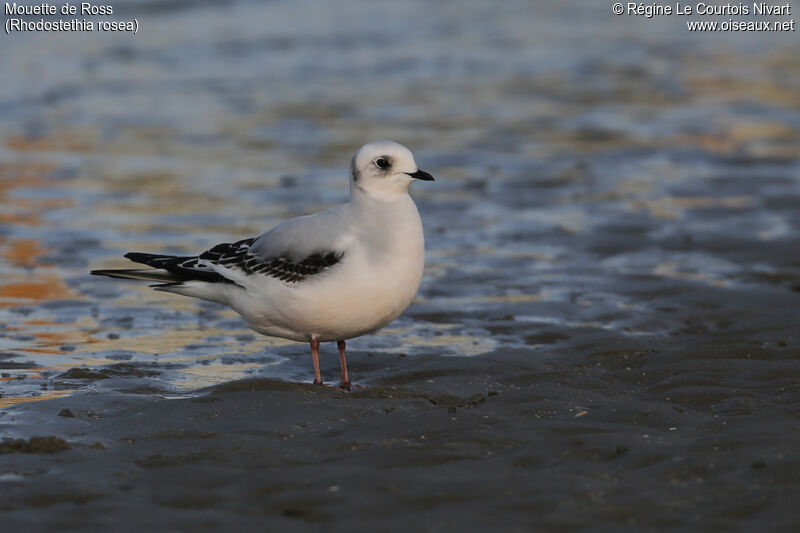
[310,339,322,385]
[337,340,351,390]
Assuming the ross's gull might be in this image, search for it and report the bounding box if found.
[92,140,434,389]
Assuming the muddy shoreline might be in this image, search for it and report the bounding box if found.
[1,0,799,530]
[2,335,798,532]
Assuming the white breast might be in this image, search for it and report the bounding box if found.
[227,195,425,343]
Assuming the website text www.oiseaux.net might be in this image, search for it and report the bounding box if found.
[615,2,796,31]
[686,18,794,30]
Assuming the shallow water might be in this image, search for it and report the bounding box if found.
[1,1,798,407]
[1,3,800,531]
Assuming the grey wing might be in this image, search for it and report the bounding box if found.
[249,205,350,259]
[211,207,351,283]
[216,244,343,283]
[122,238,256,285]
[120,234,343,286]
[100,205,350,287]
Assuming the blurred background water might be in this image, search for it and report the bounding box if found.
[0,0,798,406]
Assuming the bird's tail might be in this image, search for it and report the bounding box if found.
[90,268,183,284]
[91,250,239,305]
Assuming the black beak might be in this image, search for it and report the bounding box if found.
[406,169,435,181]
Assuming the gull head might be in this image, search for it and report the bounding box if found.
[350,140,434,196]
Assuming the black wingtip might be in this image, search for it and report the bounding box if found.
[151,282,182,290]
[90,269,134,279]
[124,252,161,265]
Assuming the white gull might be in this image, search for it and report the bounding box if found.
[92,140,434,389]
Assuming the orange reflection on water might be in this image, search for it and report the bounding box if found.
[0,390,75,409]
[27,329,100,355]
[2,239,46,268]
[0,162,74,230]
[0,273,81,308]
[6,130,97,153]
[0,162,54,185]
[0,212,43,226]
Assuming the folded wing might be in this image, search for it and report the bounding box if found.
[91,236,343,286]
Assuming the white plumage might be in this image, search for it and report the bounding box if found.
[92,140,434,388]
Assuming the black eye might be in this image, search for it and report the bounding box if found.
[375,157,390,170]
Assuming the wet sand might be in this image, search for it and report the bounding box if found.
[1,0,800,530]
[2,330,799,531]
